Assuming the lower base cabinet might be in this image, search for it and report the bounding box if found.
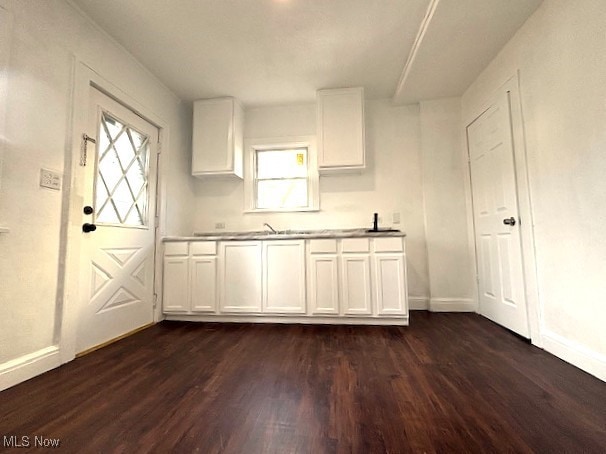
[341,254,372,315]
[163,241,218,314]
[263,240,306,314]
[220,241,262,313]
[373,254,407,315]
[308,254,339,315]
[190,256,217,312]
[163,236,408,324]
[163,256,189,313]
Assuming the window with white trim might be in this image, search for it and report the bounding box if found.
[245,137,319,212]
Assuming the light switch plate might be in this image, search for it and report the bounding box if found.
[392,212,401,224]
[40,168,62,191]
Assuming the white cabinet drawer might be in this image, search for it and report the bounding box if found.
[164,242,189,256]
[190,241,217,256]
[374,237,403,253]
[341,238,370,253]
[309,239,338,254]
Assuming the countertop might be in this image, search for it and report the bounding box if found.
[163,228,406,242]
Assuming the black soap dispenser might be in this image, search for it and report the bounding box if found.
[372,213,379,232]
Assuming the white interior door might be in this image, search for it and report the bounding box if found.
[76,87,159,353]
[467,91,530,337]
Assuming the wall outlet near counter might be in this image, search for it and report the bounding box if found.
[392,212,401,224]
[215,222,226,229]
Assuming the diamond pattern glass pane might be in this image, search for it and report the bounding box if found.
[98,149,122,190]
[95,112,150,227]
[112,179,133,220]
[97,201,120,224]
[104,115,123,141]
[125,207,143,226]
[126,163,145,195]
[98,124,111,161]
[130,129,146,151]
[115,130,135,170]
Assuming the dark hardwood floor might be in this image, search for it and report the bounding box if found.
[1,313,605,453]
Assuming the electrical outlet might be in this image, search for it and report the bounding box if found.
[392,212,401,224]
[215,222,226,229]
[40,169,62,191]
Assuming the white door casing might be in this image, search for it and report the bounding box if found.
[467,90,530,337]
[76,87,159,353]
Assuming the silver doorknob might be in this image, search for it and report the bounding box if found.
[503,217,516,226]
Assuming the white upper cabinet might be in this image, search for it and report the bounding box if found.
[192,97,244,178]
[316,87,365,172]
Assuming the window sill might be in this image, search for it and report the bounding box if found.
[244,207,320,214]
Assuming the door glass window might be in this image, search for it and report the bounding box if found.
[95,112,150,227]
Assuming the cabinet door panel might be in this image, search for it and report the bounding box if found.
[163,257,189,313]
[220,242,262,313]
[308,255,339,315]
[192,98,243,177]
[341,255,372,315]
[374,254,407,315]
[192,99,232,172]
[264,241,306,313]
[317,88,365,170]
[190,256,217,313]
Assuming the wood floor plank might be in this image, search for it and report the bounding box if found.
[1,313,605,453]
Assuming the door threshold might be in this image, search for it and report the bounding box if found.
[76,322,155,358]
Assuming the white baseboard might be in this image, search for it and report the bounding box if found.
[0,346,61,391]
[165,314,409,326]
[409,296,429,310]
[429,298,476,312]
[541,330,606,382]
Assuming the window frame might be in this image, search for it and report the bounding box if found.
[244,136,319,213]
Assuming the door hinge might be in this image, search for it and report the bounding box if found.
[153,293,158,309]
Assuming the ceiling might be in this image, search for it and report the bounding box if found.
[71,0,542,106]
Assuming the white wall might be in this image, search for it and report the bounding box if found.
[462,0,606,379]
[192,100,430,299]
[0,0,193,374]
[420,98,474,311]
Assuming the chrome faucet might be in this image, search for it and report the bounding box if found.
[263,223,277,234]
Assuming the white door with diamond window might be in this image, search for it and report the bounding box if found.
[76,87,159,353]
